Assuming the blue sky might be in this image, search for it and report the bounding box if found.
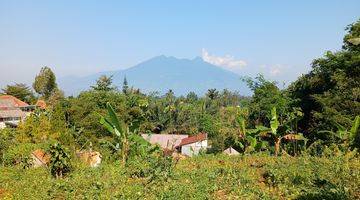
[0,0,359,87]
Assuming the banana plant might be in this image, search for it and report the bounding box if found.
[99,102,150,164]
[236,116,269,153]
[268,107,308,156]
[99,102,129,164]
[318,115,360,147]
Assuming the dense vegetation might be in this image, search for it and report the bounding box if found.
[0,20,359,199]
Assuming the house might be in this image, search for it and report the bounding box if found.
[141,133,188,150]
[223,147,240,155]
[0,95,37,129]
[176,133,208,157]
[141,133,208,157]
[0,95,28,128]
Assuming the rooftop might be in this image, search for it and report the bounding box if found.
[141,134,188,149]
[0,95,29,109]
[177,133,207,147]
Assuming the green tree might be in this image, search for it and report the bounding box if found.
[2,83,35,103]
[186,91,198,102]
[288,20,360,136]
[33,66,57,99]
[91,75,116,92]
[244,75,292,127]
[122,76,129,94]
[206,88,219,100]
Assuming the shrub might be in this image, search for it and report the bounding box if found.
[48,143,71,178]
[3,143,47,168]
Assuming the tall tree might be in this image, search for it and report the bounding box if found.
[288,20,360,137]
[244,75,292,126]
[2,83,35,103]
[206,88,219,100]
[122,76,129,94]
[33,66,57,99]
[91,75,116,92]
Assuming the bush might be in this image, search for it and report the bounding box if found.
[3,143,48,168]
[48,143,72,178]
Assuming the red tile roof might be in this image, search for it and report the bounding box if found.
[35,100,47,109]
[178,133,207,147]
[0,95,29,109]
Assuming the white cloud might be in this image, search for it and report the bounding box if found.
[201,49,247,72]
[270,66,282,76]
[259,64,284,77]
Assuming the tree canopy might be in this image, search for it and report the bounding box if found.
[33,66,58,99]
[2,83,35,103]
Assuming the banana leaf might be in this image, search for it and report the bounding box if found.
[350,116,360,140]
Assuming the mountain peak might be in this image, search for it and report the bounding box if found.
[58,55,250,96]
[192,56,203,62]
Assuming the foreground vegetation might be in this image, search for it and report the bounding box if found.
[1,152,359,199]
[0,19,359,199]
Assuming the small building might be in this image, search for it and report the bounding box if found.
[0,95,31,129]
[176,133,208,157]
[141,133,208,157]
[223,147,240,155]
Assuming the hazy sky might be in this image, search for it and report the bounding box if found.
[0,1,359,88]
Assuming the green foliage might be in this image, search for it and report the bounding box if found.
[91,75,117,92]
[0,128,16,164]
[99,102,150,164]
[318,115,360,148]
[48,143,71,178]
[243,74,294,127]
[1,83,35,103]
[2,143,47,168]
[206,88,219,100]
[270,107,279,136]
[122,76,129,94]
[1,154,359,199]
[288,20,360,137]
[33,66,57,99]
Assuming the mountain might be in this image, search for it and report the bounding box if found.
[58,55,251,96]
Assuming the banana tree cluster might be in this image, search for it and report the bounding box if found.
[318,116,360,148]
[236,107,308,156]
[235,116,269,153]
[268,107,308,156]
[99,102,149,164]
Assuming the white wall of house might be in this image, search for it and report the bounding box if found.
[181,140,207,157]
[0,122,6,129]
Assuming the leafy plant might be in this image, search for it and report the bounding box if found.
[235,116,270,153]
[99,102,130,164]
[318,115,360,148]
[49,143,71,178]
[267,107,308,156]
[99,102,150,164]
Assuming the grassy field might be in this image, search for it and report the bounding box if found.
[0,153,359,200]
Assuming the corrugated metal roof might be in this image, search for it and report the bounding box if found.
[141,134,188,149]
[223,147,240,155]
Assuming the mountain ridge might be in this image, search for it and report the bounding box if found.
[58,56,250,96]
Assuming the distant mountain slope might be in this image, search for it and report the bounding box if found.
[58,56,250,96]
